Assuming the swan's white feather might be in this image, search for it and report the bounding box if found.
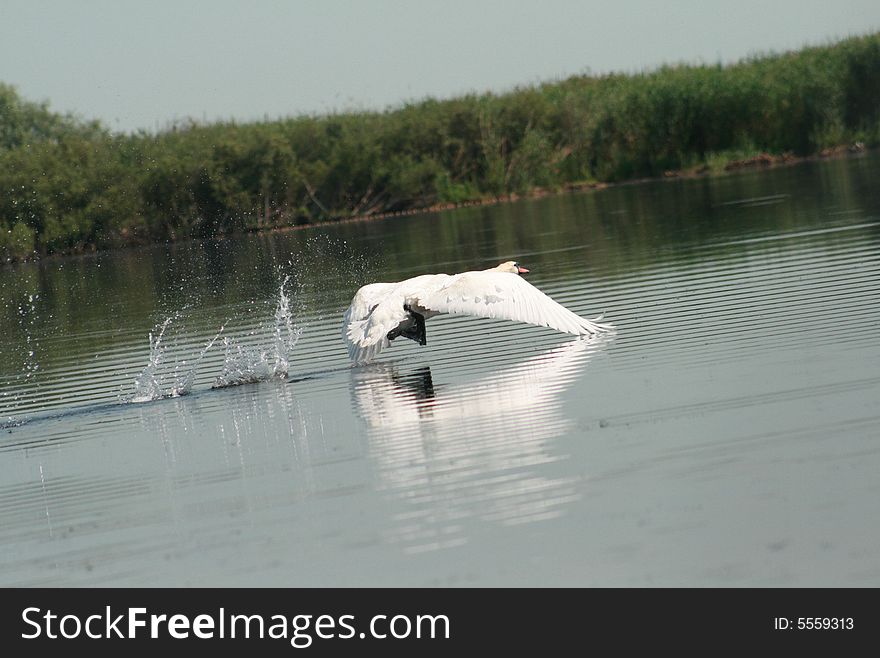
[341,267,613,364]
[416,271,613,336]
[341,284,394,363]
[342,275,448,363]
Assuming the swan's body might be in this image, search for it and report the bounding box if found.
[341,261,613,363]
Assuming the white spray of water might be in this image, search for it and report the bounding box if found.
[170,322,227,397]
[128,317,227,403]
[3,293,41,424]
[129,317,173,403]
[21,294,40,384]
[273,275,298,377]
[213,276,302,388]
[127,276,300,400]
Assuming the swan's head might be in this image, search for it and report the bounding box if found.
[493,260,530,275]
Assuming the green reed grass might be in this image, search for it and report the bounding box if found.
[2,33,879,260]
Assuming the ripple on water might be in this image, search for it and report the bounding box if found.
[1,155,880,585]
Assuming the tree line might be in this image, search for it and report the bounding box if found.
[2,32,879,261]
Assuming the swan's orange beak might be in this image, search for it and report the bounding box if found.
[516,265,530,274]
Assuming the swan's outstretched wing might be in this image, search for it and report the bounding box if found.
[342,283,409,364]
[416,271,613,336]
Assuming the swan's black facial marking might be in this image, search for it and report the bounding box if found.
[513,262,530,275]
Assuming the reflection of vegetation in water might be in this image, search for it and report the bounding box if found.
[1,34,880,260]
[1,151,877,374]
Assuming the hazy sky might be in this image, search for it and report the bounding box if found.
[2,0,879,133]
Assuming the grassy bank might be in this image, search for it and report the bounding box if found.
[2,32,880,261]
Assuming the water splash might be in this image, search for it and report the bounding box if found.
[213,277,302,388]
[170,322,227,397]
[20,293,40,384]
[124,276,300,401]
[129,317,173,403]
[273,275,298,377]
[128,317,227,403]
[2,292,41,425]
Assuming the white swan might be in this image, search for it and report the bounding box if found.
[341,261,613,363]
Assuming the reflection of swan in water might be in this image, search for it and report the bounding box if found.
[350,337,610,553]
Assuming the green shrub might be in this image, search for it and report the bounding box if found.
[2,33,879,259]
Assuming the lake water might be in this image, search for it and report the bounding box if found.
[2,154,879,586]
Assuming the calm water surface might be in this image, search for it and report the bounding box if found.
[1,155,879,586]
